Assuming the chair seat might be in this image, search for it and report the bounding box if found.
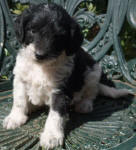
[0,81,136,150]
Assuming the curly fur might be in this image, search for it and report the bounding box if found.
[3,2,130,149]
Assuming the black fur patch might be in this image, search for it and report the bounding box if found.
[61,48,96,99]
[15,2,83,60]
[100,71,115,87]
[51,92,70,116]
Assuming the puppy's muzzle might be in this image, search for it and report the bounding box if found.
[35,51,50,60]
[35,53,46,60]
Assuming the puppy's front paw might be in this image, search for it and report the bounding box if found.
[40,129,64,149]
[3,112,28,129]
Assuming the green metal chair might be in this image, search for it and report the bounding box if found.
[0,0,136,149]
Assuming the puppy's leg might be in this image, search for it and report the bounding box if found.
[75,64,101,114]
[3,77,29,129]
[99,83,131,98]
[40,92,68,149]
[75,99,94,114]
[75,84,98,114]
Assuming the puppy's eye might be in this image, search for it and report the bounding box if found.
[31,30,36,34]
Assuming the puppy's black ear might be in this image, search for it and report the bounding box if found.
[14,8,32,44]
[66,20,83,56]
[15,14,25,43]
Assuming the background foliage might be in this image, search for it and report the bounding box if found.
[8,0,136,60]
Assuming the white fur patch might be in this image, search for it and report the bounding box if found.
[13,44,74,106]
[40,110,64,149]
[3,44,74,131]
[3,109,28,129]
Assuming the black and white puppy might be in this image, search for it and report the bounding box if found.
[3,2,130,149]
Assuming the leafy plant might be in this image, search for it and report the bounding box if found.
[11,3,29,15]
[120,21,136,60]
[8,0,96,38]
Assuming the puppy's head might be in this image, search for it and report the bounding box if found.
[15,3,83,61]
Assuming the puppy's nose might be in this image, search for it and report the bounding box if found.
[35,53,45,60]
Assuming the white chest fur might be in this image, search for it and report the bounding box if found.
[14,57,55,105]
[26,64,55,106]
[13,45,74,106]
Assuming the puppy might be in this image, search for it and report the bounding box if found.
[3,2,130,149]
